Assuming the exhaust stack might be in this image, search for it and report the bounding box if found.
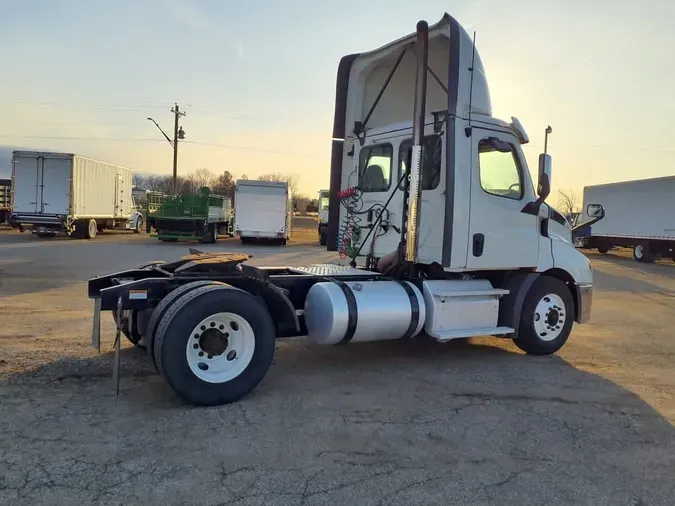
[404,20,429,263]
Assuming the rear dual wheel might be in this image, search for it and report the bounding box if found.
[72,219,97,239]
[633,244,656,263]
[148,283,276,406]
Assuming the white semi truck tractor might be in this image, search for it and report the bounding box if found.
[87,13,605,406]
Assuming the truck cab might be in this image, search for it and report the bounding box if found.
[317,189,329,245]
[328,13,601,344]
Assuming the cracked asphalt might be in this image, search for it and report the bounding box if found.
[1,222,674,505]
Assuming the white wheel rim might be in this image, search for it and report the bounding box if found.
[186,312,255,383]
[635,245,643,258]
[533,293,566,342]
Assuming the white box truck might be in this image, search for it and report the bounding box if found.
[234,179,292,244]
[576,176,675,262]
[10,151,144,239]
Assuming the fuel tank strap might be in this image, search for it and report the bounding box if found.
[332,280,358,344]
[396,281,420,339]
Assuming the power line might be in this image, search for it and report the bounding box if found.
[0,134,326,159]
[0,100,325,125]
[0,134,161,142]
[182,140,324,159]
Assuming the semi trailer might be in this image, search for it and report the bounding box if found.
[575,176,675,262]
[234,180,292,244]
[317,189,329,245]
[10,151,143,238]
[87,13,604,407]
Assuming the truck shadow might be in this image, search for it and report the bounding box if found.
[4,336,674,423]
[3,336,674,504]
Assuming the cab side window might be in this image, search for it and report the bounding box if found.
[478,138,523,200]
[358,144,393,192]
[398,135,442,191]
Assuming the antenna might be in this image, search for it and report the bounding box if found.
[467,31,477,125]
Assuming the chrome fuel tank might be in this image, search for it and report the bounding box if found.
[304,280,426,345]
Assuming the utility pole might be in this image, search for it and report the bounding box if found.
[171,103,186,194]
[147,103,186,194]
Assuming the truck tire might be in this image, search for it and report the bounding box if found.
[134,217,143,234]
[153,284,276,406]
[597,246,609,254]
[633,244,655,263]
[146,281,224,373]
[513,276,574,356]
[202,223,218,244]
[86,219,97,239]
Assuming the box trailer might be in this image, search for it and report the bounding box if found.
[576,176,675,262]
[0,178,11,225]
[234,180,292,244]
[10,151,144,239]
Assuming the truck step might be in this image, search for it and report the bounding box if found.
[428,326,515,342]
[431,288,509,298]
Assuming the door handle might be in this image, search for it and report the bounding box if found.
[472,233,485,257]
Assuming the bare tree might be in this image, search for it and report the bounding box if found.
[240,173,249,180]
[258,172,300,195]
[556,189,579,217]
[192,168,216,190]
[132,173,147,189]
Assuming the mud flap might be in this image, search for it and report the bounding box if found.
[91,297,101,353]
[113,297,123,397]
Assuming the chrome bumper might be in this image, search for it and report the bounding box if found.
[575,283,593,324]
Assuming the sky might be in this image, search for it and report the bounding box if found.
[0,0,673,200]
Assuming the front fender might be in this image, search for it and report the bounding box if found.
[552,238,592,285]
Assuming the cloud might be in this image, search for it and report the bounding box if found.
[167,0,215,34]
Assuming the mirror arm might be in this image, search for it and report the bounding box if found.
[572,212,605,233]
[521,196,547,216]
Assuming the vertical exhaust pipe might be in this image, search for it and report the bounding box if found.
[404,20,429,263]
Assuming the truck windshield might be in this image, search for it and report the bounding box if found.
[319,196,329,210]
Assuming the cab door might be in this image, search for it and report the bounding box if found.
[466,129,539,269]
[355,134,404,256]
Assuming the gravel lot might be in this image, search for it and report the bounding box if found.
[1,220,674,505]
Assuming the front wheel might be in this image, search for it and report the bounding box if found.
[153,285,276,406]
[134,217,143,234]
[513,276,574,356]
